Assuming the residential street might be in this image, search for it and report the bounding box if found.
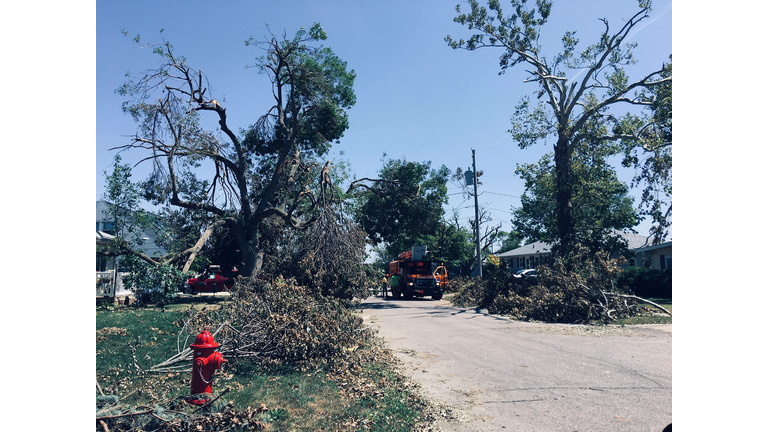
[360,296,672,432]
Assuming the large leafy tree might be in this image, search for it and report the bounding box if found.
[447,0,671,255]
[114,24,357,278]
[493,230,523,255]
[512,141,639,254]
[355,157,453,261]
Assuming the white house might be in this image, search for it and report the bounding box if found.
[96,229,116,271]
[496,230,657,272]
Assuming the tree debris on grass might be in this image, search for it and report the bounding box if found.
[97,277,439,431]
[451,244,670,323]
[144,277,374,374]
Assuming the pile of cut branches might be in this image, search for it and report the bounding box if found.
[145,277,374,375]
[451,244,671,323]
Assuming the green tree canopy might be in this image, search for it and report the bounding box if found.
[354,156,453,261]
[512,141,638,254]
[493,230,523,255]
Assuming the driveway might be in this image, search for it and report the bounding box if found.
[360,296,672,432]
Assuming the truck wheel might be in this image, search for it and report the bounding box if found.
[432,293,443,300]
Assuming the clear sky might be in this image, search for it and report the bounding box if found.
[95,0,672,241]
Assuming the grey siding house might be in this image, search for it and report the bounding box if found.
[496,231,658,272]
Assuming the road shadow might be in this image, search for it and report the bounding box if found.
[360,297,511,322]
[360,296,438,309]
[360,301,405,310]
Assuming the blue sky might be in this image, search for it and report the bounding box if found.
[95,0,672,241]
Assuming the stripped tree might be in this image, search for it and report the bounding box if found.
[113,24,365,278]
[446,0,672,255]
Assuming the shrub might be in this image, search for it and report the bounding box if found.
[118,255,194,305]
[617,266,672,299]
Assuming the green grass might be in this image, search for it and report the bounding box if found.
[96,303,429,431]
[613,297,672,325]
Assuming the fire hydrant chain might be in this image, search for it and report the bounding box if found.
[197,364,214,385]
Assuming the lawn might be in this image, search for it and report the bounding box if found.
[613,297,672,325]
[96,302,430,431]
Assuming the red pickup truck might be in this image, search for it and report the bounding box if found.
[185,265,238,294]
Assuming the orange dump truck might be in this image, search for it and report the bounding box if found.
[388,246,448,300]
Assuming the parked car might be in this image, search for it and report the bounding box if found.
[513,269,537,278]
[186,265,238,294]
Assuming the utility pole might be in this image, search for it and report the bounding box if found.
[472,149,482,278]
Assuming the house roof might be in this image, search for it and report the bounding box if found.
[496,241,551,258]
[635,241,672,253]
[496,230,654,259]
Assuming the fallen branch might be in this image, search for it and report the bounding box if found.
[193,387,231,412]
[95,387,141,417]
[127,342,144,375]
[98,420,109,432]
[152,348,193,369]
[145,366,192,374]
[96,408,154,422]
[604,293,672,316]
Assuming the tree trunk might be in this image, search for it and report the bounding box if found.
[553,136,575,258]
[237,228,264,279]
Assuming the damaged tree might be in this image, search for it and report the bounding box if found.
[447,1,672,255]
[113,24,358,278]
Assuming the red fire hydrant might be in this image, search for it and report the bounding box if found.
[186,329,226,405]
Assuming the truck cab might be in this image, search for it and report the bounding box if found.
[389,246,447,300]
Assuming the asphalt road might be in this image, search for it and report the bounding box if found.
[360,295,672,432]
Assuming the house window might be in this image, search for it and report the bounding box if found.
[660,254,666,270]
[629,258,636,267]
[97,253,108,272]
[102,222,116,234]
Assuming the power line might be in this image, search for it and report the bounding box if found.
[484,191,521,198]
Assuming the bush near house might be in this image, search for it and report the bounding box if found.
[617,267,672,299]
